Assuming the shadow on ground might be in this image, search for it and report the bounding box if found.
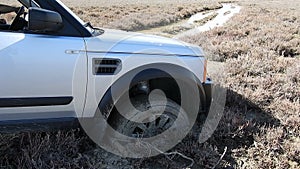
[113,88,282,169]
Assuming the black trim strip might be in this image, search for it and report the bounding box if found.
[0,97,73,108]
[0,117,79,133]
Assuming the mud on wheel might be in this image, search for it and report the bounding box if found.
[106,91,191,157]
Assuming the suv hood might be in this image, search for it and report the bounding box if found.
[85,29,204,57]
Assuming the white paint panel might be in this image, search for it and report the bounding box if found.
[0,32,87,120]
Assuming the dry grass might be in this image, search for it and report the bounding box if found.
[71,2,222,31]
[180,1,300,168]
[0,0,299,168]
[0,130,96,169]
[194,12,219,25]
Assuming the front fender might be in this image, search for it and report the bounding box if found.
[96,63,210,119]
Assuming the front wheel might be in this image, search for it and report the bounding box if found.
[106,94,192,158]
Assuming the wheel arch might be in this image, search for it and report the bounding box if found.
[96,63,209,120]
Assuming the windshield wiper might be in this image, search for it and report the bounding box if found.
[84,22,104,35]
[83,22,93,29]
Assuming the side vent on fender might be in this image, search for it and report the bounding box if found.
[93,58,122,75]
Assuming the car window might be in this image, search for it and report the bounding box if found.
[0,0,92,37]
[56,0,93,34]
[0,2,23,24]
[0,0,36,33]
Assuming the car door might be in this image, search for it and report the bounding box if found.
[0,31,87,121]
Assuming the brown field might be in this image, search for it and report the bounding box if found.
[0,0,299,168]
[180,1,300,168]
[70,1,222,31]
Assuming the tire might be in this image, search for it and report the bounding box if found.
[109,94,189,137]
[104,94,191,157]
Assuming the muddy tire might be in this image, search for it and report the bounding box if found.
[105,94,191,157]
[111,95,188,138]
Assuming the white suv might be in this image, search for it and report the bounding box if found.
[0,0,212,144]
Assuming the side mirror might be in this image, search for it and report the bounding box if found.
[28,7,63,32]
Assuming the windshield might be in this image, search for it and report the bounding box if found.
[56,0,93,33]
